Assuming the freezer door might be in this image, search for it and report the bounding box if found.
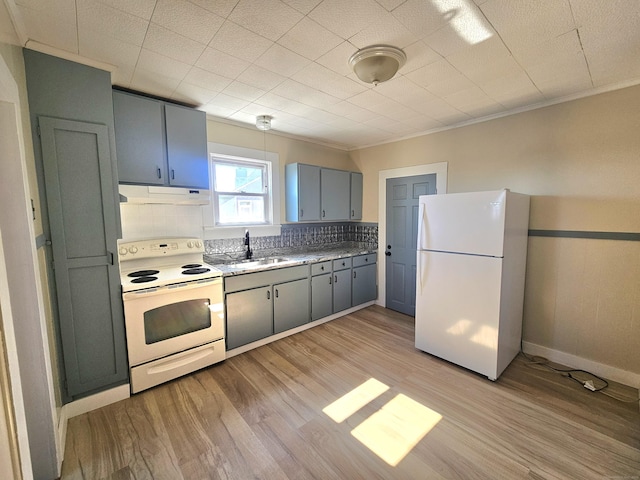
[415,250,503,379]
[417,190,507,257]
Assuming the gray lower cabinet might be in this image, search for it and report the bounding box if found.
[332,257,352,312]
[352,253,377,305]
[225,286,273,350]
[274,278,310,334]
[311,261,333,321]
[225,265,310,350]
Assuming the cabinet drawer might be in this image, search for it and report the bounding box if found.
[352,253,377,267]
[225,265,309,293]
[333,257,352,271]
[311,261,332,276]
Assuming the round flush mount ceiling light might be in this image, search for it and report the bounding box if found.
[256,115,272,131]
[349,45,407,86]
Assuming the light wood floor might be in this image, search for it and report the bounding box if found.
[62,306,640,479]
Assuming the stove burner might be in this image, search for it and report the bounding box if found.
[182,267,210,275]
[130,276,158,283]
[128,269,160,277]
[182,263,202,269]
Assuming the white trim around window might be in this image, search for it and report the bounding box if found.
[203,142,281,240]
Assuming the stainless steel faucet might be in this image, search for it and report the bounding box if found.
[244,230,253,260]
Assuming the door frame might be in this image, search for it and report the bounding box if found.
[1,53,59,478]
[377,162,448,309]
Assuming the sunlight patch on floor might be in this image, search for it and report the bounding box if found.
[351,394,442,466]
[322,378,389,423]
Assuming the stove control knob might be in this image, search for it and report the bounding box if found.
[129,246,138,254]
[195,241,202,248]
[119,247,127,256]
[187,241,194,248]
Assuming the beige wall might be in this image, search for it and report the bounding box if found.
[350,84,640,381]
[206,119,356,223]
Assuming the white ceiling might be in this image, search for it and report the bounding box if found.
[2,0,640,150]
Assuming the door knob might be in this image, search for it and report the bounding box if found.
[385,251,391,256]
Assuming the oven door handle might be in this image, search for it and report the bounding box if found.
[123,277,222,300]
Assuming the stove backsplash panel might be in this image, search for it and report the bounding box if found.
[204,223,378,257]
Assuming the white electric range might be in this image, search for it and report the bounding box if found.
[118,237,225,393]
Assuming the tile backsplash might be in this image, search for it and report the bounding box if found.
[203,223,378,257]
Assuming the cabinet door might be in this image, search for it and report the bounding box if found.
[39,117,128,396]
[274,278,310,334]
[333,269,352,312]
[226,287,273,349]
[113,91,165,185]
[298,164,321,221]
[353,263,377,305]
[311,273,333,321]
[321,168,350,220]
[350,172,363,220]
[164,104,209,189]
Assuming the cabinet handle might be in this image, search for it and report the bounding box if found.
[156,167,162,179]
[342,261,345,267]
[171,169,175,180]
[352,209,355,217]
[275,288,279,298]
[365,258,368,262]
[334,275,337,283]
[329,276,332,285]
[353,271,356,279]
[322,210,326,218]
[301,209,303,217]
[266,290,270,300]
[320,265,324,271]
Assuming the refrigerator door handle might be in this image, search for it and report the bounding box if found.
[417,201,427,251]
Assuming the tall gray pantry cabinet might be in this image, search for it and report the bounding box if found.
[23,50,128,401]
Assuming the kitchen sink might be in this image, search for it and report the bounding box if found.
[226,257,293,269]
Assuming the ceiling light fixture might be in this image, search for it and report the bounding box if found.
[349,45,406,86]
[256,115,272,131]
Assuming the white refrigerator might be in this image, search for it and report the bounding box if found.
[415,189,530,380]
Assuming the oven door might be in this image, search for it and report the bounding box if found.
[123,277,224,367]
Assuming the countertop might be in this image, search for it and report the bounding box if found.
[204,243,377,276]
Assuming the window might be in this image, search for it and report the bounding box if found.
[212,158,269,225]
[205,143,281,239]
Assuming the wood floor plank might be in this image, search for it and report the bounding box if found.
[61,305,640,479]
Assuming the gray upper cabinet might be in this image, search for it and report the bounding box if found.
[113,91,165,185]
[164,103,209,188]
[286,163,363,223]
[285,163,320,221]
[113,90,209,189]
[350,172,363,220]
[321,168,350,220]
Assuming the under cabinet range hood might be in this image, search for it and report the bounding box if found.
[119,185,210,205]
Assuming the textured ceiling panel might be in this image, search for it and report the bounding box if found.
[150,0,224,45]
[8,0,640,149]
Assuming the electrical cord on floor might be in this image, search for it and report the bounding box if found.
[519,345,639,405]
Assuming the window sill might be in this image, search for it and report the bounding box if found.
[203,224,282,240]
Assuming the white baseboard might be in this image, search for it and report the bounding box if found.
[522,341,640,389]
